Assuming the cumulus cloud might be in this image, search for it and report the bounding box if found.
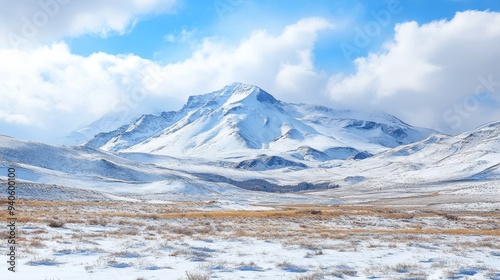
[0,17,334,142]
[5,9,500,143]
[152,18,334,103]
[328,10,500,133]
[0,0,177,49]
[0,43,161,141]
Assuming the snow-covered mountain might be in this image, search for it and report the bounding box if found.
[86,83,435,160]
[1,120,498,202]
[314,120,500,190]
[376,120,500,181]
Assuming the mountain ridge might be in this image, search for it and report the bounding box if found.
[85,83,436,160]
[1,117,498,202]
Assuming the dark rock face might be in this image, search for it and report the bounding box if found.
[323,147,359,160]
[353,151,373,160]
[234,156,307,170]
[256,90,279,104]
[194,173,339,193]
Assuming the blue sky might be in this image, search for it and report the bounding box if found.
[0,0,500,143]
[67,0,500,72]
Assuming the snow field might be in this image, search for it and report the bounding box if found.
[1,201,499,280]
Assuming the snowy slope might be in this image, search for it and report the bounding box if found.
[0,135,333,198]
[321,121,500,186]
[0,135,226,198]
[380,121,500,181]
[87,83,435,160]
[0,134,165,183]
[86,111,182,151]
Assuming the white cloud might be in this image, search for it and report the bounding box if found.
[328,10,500,133]
[0,17,334,142]
[0,43,155,136]
[0,0,177,49]
[152,18,334,103]
[2,9,500,143]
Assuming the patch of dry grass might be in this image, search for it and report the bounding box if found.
[184,271,210,280]
[48,219,65,228]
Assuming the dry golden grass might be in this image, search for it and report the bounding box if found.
[28,239,45,248]
[4,198,499,218]
[3,199,499,239]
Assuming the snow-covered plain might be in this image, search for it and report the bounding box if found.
[1,201,499,280]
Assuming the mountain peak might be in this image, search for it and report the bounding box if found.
[220,83,278,104]
[184,83,279,110]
